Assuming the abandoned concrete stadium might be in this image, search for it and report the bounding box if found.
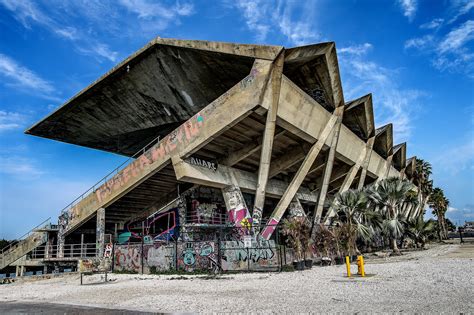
[0,38,416,276]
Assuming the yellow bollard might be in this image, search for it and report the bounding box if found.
[345,256,351,277]
[357,255,365,277]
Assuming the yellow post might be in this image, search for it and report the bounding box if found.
[345,256,351,277]
[360,255,365,277]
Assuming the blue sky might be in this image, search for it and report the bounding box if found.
[0,0,473,239]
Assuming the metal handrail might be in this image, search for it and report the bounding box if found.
[59,135,161,217]
[0,217,51,255]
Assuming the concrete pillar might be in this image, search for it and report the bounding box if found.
[313,113,343,226]
[43,265,48,275]
[221,185,251,232]
[57,232,65,258]
[45,233,53,259]
[15,265,20,277]
[96,208,105,258]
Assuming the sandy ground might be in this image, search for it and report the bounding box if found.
[0,242,473,314]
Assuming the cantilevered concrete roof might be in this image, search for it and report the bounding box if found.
[343,94,375,141]
[26,38,282,156]
[26,38,362,159]
[374,124,393,158]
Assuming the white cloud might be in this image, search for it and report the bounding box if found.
[233,0,319,45]
[0,53,56,97]
[420,18,444,30]
[448,0,474,24]
[433,137,474,175]
[398,0,417,22]
[404,35,434,49]
[405,20,474,77]
[77,43,119,63]
[339,45,425,141]
[117,0,194,33]
[0,0,118,63]
[0,156,44,178]
[438,20,474,54]
[338,43,373,56]
[0,111,27,132]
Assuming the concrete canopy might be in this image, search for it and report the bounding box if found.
[393,142,407,171]
[25,38,282,156]
[374,124,393,158]
[343,94,375,141]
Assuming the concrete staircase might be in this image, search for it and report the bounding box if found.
[0,219,50,269]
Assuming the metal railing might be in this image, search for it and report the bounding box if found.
[0,217,51,257]
[59,135,161,218]
[185,212,230,225]
[29,243,98,259]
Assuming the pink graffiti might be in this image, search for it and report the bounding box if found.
[261,218,279,240]
[95,113,204,203]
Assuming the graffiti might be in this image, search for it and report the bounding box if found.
[260,218,279,240]
[186,156,217,171]
[222,186,252,234]
[115,245,141,272]
[95,112,205,204]
[104,243,113,258]
[182,244,196,266]
[240,67,259,89]
[288,198,307,218]
[178,242,219,272]
[222,240,274,263]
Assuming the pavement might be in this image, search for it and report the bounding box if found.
[0,301,157,315]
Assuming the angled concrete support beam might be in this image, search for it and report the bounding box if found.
[253,53,285,226]
[172,156,318,203]
[221,130,286,167]
[260,111,340,240]
[59,59,273,235]
[312,107,345,228]
[358,137,375,189]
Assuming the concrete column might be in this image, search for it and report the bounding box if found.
[357,137,375,189]
[253,53,284,228]
[45,233,53,259]
[96,207,105,258]
[57,232,65,258]
[15,265,20,277]
[221,185,251,231]
[313,113,343,226]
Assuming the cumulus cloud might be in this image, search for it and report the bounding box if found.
[398,0,417,22]
[233,0,320,45]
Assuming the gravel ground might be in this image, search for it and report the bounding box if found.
[1,243,472,313]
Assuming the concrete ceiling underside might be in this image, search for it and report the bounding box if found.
[26,44,255,156]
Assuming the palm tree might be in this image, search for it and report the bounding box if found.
[412,159,433,220]
[405,217,436,249]
[367,177,415,255]
[331,189,372,255]
[429,187,449,240]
